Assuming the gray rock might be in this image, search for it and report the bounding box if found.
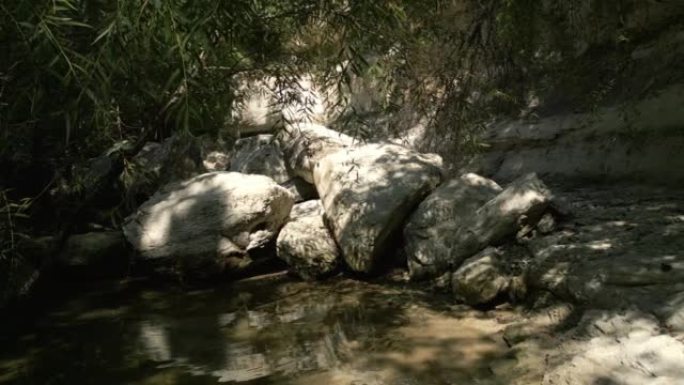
[202,150,231,172]
[527,223,684,313]
[313,143,443,273]
[278,123,356,184]
[198,136,232,172]
[126,134,205,202]
[123,172,294,279]
[276,200,340,280]
[16,236,57,266]
[451,247,511,306]
[148,135,204,181]
[536,212,557,234]
[405,173,502,280]
[229,134,318,203]
[230,135,290,184]
[450,173,552,261]
[289,199,325,218]
[58,231,129,277]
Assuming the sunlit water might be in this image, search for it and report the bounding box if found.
[0,274,522,385]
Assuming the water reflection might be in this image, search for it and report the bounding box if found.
[135,285,365,383]
[139,321,172,362]
[0,275,514,385]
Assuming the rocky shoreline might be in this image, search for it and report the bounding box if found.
[3,123,683,385]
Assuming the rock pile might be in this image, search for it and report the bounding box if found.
[118,123,563,309]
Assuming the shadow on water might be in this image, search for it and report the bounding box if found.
[0,274,520,385]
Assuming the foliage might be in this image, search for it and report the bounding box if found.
[0,190,31,261]
[1,0,674,212]
[0,0,410,186]
[0,189,32,302]
[355,0,659,155]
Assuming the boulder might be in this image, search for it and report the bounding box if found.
[125,134,206,204]
[314,143,444,273]
[289,199,326,218]
[276,200,340,280]
[450,173,552,261]
[229,134,318,202]
[123,172,294,279]
[451,247,510,306]
[127,133,233,194]
[278,123,356,184]
[202,150,231,172]
[57,231,129,278]
[230,135,290,184]
[405,173,502,279]
[141,134,204,182]
[52,143,128,214]
[535,212,557,234]
[198,135,232,172]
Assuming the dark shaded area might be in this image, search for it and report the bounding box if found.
[0,274,518,385]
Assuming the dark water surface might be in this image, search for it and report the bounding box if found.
[0,274,519,385]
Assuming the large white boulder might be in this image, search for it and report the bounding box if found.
[313,143,444,273]
[123,172,294,278]
[276,200,340,280]
[405,173,502,279]
[278,123,356,184]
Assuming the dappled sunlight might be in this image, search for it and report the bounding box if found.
[499,190,547,214]
[231,75,337,137]
[539,310,684,385]
[122,172,294,279]
[0,276,540,385]
[311,141,444,273]
[526,184,684,319]
[1,0,682,384]
[587,240,613,251]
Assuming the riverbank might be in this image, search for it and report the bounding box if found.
[1,182,683,384]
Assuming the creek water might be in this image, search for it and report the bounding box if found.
[0,273,523,385]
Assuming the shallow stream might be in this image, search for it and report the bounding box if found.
[0,274,523,385]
